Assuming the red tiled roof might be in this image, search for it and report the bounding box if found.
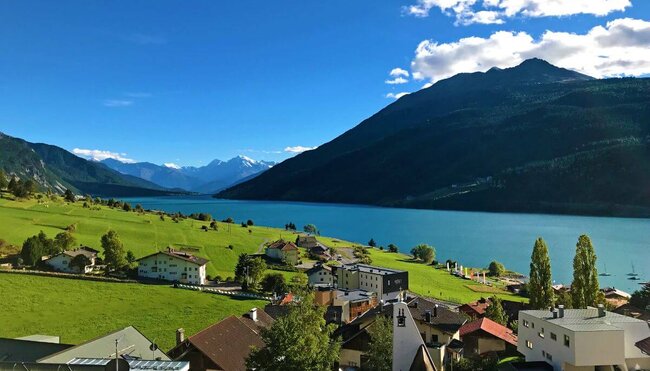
[459,317,517,346]
[459,299,490,316]
[267,240,298,252]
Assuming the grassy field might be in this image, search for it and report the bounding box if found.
[367,249,525,303]
[0,195,311,278]
[0,273,266,350]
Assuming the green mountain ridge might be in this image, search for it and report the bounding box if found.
[217,59,650,217]
[0,132,183,197]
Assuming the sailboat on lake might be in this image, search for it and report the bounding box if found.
[599,263,612,277]
[628,262,640,280]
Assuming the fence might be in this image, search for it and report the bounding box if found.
[175,283,272,301]
[0,268,139,283]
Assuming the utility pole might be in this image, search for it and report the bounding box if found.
[115,339,119,371]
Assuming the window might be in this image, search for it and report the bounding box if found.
[523,320,529,328]
[531,322,535,329]
[545,353,553,361]
[564,335,570,348]
[431,334,439,343]
[526,340,533,349]
[538,328,544,338]
[550,333,557,341]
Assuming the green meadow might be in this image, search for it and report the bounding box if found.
[0,195,305,278]
[0,273,265,351]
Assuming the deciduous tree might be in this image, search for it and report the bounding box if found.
[364,315,392,371]
[101,230,126,271]
[54,231,76,252]
[234,254,267,290]
[246,292,340,370]
[410,244,435,264]
[488,260,505,277]
[261,273,288,296]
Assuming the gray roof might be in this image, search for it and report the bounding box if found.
[38,326,169,364]
[521,308,647,332]
[340,263,405,275]
[0,338,73,362]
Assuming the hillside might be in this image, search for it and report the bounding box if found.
[218,59,650,217]
[102,156,274,194]
[0,133,181,197]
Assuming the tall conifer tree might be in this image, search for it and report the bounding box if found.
[529,237,554,309]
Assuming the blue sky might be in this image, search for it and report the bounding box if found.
[1,1,649,166]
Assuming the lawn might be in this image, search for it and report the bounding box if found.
[0,195,309,278]
[0,273,266,350]
[367,249,526,303]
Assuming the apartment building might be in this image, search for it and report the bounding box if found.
[333,263,408,301]
[518,305,650,371]
[137,248,209,285]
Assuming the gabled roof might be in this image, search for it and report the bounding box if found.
[306,264,332,275]
[408,297,467,333]
[37,326,170,363]
[409,344,436,371]
[459,298,490,316]
[459,317,517,346]
[136,248,209,266]
[179,310,274,371]
[267,240,298,252]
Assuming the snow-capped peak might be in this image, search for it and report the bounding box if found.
[163,162,182,169]
[237,155,257,164]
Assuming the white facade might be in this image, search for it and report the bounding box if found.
[335,264,407,302]
[137,252,207,285]
[393,301,435,371]
[45,250,97,274]
[307,265,333,286]
[518,307,650,371]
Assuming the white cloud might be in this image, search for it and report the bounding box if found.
[284,146,317,153]
[385,92,410,99]
[404,0,630,25]
[164,163,181,169]
[385,77,409,84]
[103,99,133,107]
[72,148,136,163]
[389,68,410,78]
[411,18,650,83]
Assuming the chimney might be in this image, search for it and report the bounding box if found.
[425,310,432,323]
[413,300,418,308]
[558,305,564,318]
[552,309,558,319]
[597,304,605,318]
[175,328,185,345]
[433,304,438,318]
[249,308,258,322]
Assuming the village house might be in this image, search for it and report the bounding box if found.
[601,287,631,308]
[337,298,436,371]
[264,240,299,265]
[459,297,528,324]
[168,308,273,371]
[306,263,334,287]
[459,317,518,357]
[408,297,467,371]
[43,246,99,274]
[518,305,650,371]
[314,288,378,323]
[136,248,208,285]
[295,235,318,249]
[333,263,408,301]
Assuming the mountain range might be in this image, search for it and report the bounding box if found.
[218,58,650,217]
[0,132,179,197]
[101,156,274,194]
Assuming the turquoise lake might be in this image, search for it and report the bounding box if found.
[124,196,649,294]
